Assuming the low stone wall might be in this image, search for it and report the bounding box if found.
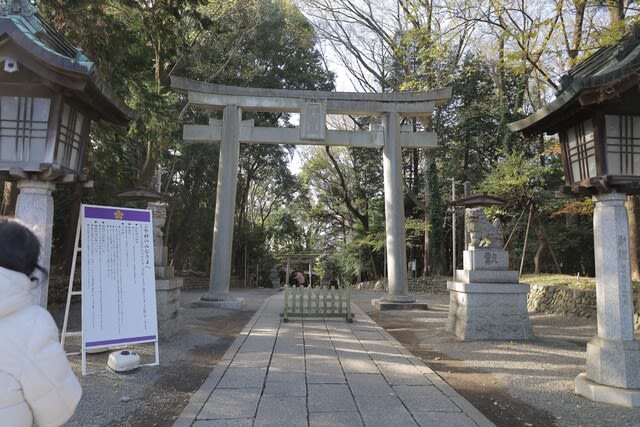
[527,283,640,330]
[355,277,448,294]
[181,276,210,290]
[527,284,597,319]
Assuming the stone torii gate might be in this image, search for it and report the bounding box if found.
[171,76,451,307]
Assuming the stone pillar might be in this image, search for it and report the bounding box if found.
[203,104,242,305]
[15,180,55,307]
[373,112,427,311]
[148,201,183,340]
[381,112,411,302]
[575,191,640,407]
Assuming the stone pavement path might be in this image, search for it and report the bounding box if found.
[173,293,494,427]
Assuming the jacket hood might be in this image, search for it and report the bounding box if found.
[0,266,36,317]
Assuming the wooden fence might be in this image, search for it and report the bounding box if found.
[281,284,353,322]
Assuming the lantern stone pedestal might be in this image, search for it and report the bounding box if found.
[447,248,534,340]
[15,180,55,307]
[574,192,640,407]
[149,202,183,340]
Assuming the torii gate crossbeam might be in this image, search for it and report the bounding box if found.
[171,76,451,306]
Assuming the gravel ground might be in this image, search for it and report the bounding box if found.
[353,290,640,427]
[52,287,640,427]
[53,288,276,426]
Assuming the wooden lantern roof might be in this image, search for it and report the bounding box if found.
[509,26,640,136]
[0,0,135,124]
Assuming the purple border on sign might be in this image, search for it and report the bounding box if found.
[84,206,150,222]
[86,335,157,347]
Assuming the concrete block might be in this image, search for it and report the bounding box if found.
[392,384,461,412]
[217,367,267,388]
[354,395,416,426]
[263,372,307,397]
[309,412,364,427]
[198,388,261,420]
[255,396,307,427]
[308,384,357,412]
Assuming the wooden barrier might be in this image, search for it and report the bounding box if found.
[281,284,353,322]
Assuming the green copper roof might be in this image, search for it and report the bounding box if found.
[0,0,135,124]
[509,27,640,135]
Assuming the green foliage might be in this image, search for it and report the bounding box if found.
[478,151,594,275]
[479,151,563,210]
[34,0,625,280]
[186,0,334,91]
[394,27,455,91]
[299,145,386,280]
[438,55,520,184]
[33,0,335,276]
[425,156,446,274]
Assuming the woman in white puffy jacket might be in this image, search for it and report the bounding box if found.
[0,218,81,426]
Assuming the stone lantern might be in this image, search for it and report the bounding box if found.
[509,28,640,407]
[0,1,134,306]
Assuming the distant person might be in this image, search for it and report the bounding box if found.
[0,218,81,426]
[295,271,306,287]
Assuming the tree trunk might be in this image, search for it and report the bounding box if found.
[56,184,84,275]
[535,215,562,274]
[423,213,431,276]
[1,181,18,216]
[607,0,625,22]
[438,232,447,276]
[533,241,546,274]
[171,161,206,269]
[422,151,431,276]
[568,0,586,68]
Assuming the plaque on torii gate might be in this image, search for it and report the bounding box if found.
[171,76,451,308]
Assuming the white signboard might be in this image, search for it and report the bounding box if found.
[81,204,158,350]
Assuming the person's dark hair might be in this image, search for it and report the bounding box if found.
[0,217,45,278]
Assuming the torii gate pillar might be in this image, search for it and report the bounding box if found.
[201,105,242,305]
[380,112,414,304]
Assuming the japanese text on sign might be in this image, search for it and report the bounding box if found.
[81,205,158,350]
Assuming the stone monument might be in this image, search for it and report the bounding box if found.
[149,201,184,340]
[447,207,533,340]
